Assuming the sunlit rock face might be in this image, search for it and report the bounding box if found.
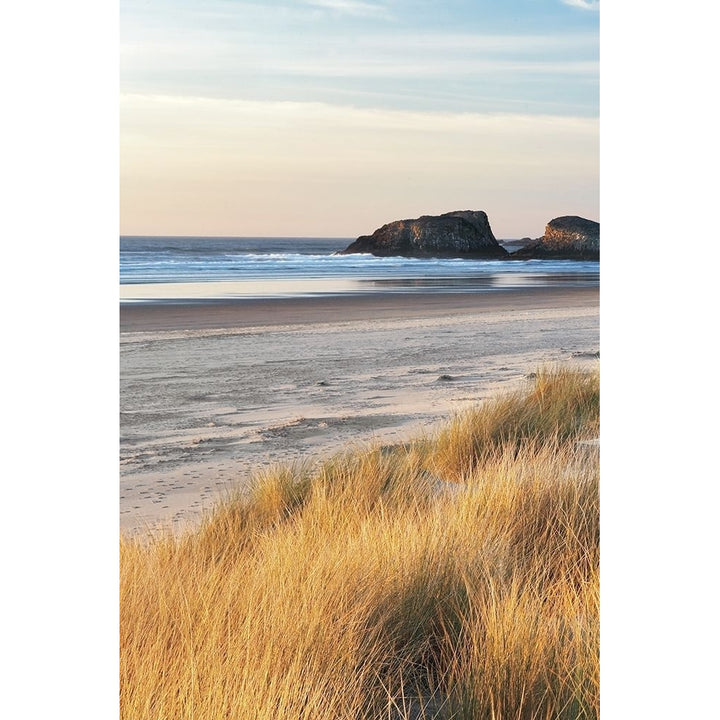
[340,210,509,258]
[511,216,599,260]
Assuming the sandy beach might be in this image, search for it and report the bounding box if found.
[120,286,599,534]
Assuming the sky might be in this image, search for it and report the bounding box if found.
[121,0,599,238]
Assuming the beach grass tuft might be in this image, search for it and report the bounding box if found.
[120,367,599,719]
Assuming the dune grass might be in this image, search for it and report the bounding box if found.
[120,367,599,719]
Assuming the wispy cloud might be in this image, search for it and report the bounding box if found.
[364,32,598,53]
[561,0,599,10]
[120,93,599,138]
[280,58,599,78]
[303,0,392,19]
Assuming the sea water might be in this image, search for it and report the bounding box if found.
[119,236,599,302]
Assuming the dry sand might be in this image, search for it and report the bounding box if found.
[120,287,599,535]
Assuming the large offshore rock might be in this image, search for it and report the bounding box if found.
[340,210,509,258]
[511,216,599,260]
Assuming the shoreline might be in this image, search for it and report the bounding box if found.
[120,286,599,535]
[120,286,598,334]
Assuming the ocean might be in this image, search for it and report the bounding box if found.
[119,236,599,302]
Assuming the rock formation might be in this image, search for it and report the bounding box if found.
[511,216,599,260]
[339,210,509,258]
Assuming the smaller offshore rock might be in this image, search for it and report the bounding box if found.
[511,216,599,260]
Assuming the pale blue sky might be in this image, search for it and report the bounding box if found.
[120,0,599,237]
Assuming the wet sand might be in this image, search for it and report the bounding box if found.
[121,287,597,333]
[120,287,599,535]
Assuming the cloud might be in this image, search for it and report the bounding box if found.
[120,93,598,140]
[302,0,392,18]
[276,58,598,79]
[561,0,599,9]
[121,23,598,116]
